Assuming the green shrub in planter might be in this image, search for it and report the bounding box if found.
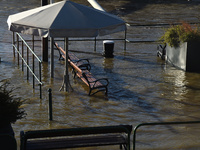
[160,22,200,48]
[159,22,200,72]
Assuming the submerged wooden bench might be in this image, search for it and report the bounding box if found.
[78,70,109,95]
[54,43,109,96]
[69,58,109,95]
[54,43,91,71]
[20,125,132,150]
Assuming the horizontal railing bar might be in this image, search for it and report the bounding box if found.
[128,22,200,27]
[21,38,157,45]
[128,40,159,43]
[69,38,126,41]
[134,120,200,131]
[133,120,200,150]
[17,39,42,42]
[17,38,126,43]
[13,44,42,85]
[53,38,126,42]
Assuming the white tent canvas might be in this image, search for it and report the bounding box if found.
[7,0,126,38]
[7,0,126,92]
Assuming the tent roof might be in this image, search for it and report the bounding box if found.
[7,0,126,37]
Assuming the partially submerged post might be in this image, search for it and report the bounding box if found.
[41,0,48,62]
[50,37,54,78]
[48,88,53,121]
[103,40,114,58]
[64,38,70,92]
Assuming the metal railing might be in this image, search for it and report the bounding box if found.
[12,32,43,99]
[133,120,200,150]
[54,29,128,51]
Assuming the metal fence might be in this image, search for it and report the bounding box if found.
[12,32,42,99]
[133,121,200,150]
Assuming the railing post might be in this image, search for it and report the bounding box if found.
[32,35,35,89]
[13,32,15,57]
[133,124,141,150]
[48,88,53,121]
[124,29,127,51]
[27,47,29,80]
[94,37,96,51]
[22,42,24,71]
[17,34,19,66]
[39,62,42,99]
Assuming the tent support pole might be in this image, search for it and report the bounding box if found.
[64,37,70,92]
[42,37,48,62]
[41,0,48,62]
[94,37,96,51]
[50,37,54,78]
[32,35,35,89]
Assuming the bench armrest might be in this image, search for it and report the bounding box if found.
[82,73,109,87]
[78,63,91,71]
[72,59,91,71]
[73,59,89,64]
[92,78,109,87]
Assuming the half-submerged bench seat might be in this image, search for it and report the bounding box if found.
[54,43,109,96]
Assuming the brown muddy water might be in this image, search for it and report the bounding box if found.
[1,0,200,149]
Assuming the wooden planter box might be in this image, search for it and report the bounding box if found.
[166,41,200,72]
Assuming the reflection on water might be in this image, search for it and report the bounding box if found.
[164,69,188,101]
[1,0,200,149]
[103,57,114,73]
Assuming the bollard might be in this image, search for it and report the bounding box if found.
[48,88,53,121]
[103,40,114,58]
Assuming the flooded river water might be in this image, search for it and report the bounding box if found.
[1,0,200,149]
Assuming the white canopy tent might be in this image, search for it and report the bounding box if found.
[7,0,126,92]
[7,0,126,38]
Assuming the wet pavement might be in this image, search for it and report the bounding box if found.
[1,0,200,149]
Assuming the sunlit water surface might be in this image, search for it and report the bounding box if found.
[1,0,200,149]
